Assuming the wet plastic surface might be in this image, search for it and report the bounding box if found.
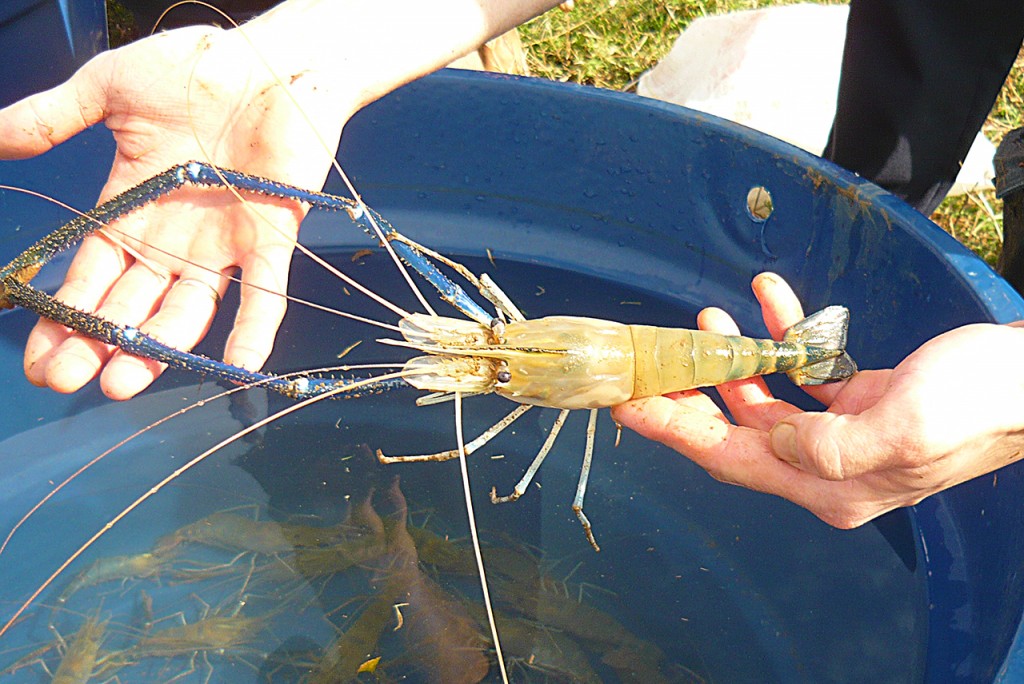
[0,0,106,108]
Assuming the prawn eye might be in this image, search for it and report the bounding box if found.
[496,370,512,384]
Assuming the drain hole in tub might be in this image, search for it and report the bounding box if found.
[746,186,774,222]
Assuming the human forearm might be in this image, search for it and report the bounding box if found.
[243,0,561,111]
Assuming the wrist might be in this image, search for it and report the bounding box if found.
[239,0,562,112]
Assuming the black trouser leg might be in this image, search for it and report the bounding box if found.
[825,0,1024,215]
[995,130,1024,294]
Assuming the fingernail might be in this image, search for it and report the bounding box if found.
[769,422,799,465]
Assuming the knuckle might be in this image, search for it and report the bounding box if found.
[97,301,138,325]
[801,431,847,481]
[54,277,96,309]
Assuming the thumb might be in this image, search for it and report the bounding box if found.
[0,55,110,159]
[769,412,896,480]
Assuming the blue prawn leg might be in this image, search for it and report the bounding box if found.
[0,161,487,398]
[2,162,492,323]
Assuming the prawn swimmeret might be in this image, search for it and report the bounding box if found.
[0,160,857,554]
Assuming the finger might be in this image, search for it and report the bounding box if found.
[23,234,137,389]
[100,274,226,400]
[22,226,134,374]
[769,411,901,481]
[41,261,172,395]
[24,317,115,392]
[695,306,739,335]
[752,272,849,405]
[751,272,805,338]
[696,306,776,417]
[662,388,729,419]
[223,244,294,371]
[615,395,808,491]
[613,389,724,429]
[619,396,899,526]
[24,313,95,390]
[62,228,135,301]
[0,54,109,159]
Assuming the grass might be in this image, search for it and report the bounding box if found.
[520,0,1018,267]
[521,0,842,89]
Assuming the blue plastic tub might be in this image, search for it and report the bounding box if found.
[1,26,1024,684]
[0,0,106,108]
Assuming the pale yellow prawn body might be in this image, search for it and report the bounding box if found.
[396,306,857,408]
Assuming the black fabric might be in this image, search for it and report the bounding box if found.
[999,191,1024,292]
[995,128,1024,199]
[118,0,281,32]
[996,129,1024,292]
[825,0,1024,215]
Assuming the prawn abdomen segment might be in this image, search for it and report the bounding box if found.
[628,326,838,397]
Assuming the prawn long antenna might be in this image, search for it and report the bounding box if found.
[455,392,510,682]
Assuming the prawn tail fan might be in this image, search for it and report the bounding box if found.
[783,305,857,385]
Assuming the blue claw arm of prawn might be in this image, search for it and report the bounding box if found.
[188,163,493,325]
[0,162,490,399]
[0,277,406,400]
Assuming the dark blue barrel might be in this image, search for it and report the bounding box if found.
[0,0,106,108]
[1,10,1023,682]
[338,72,1024,684]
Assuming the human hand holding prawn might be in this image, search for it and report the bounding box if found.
[612,272,1024,528]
